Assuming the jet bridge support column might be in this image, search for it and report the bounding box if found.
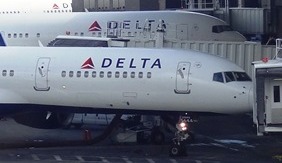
[155,20,165,48]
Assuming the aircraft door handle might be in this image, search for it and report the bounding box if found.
[38,67,45,77]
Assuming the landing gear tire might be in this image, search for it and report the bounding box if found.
[169,143,186,157]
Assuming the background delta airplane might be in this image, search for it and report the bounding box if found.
[0,46,252,129]
[0,0,72,14]
[0,10,246,47]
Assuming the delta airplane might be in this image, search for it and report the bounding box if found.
[0,10,246,47]
[0,46,252,155]
[0,0,72,14]
[0,46,252,126]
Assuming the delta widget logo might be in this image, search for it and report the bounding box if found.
[81,58,95,69]
[53,4,59,9]
[88,21,102,31]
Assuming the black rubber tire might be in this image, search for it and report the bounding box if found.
[169,144,181,157]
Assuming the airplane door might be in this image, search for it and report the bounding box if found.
[175,62,191,94]
[34,57,51,91]
[265,79,282,124]
[176,24,188,40]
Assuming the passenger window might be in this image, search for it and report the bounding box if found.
[92,71,97,78]
[84,71,89,78]
[107,71,112,78]
[25,33,28,38]
[131,72,135,78]
[19,33,23,38]
[115,71,120,78]
[69,71,74,77]
[213,72,224,83]
[123,72,127,78]
[100,71,104,78]
[61,71,66,77]
[147,72,152,78]
[138,72,143,78]
[77,71,81,77]
[8,34,11,38]
[13,33,17,38]
[36,33,40,38]
[10,70,14,76]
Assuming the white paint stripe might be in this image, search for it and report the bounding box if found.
[146,158,155,163]
[31,154,40,161]
[122,157,133,163]
[76,156,85,162]
[100,156,110,163]
[170,158,178,163]
[195,160,202,163]
[54,155,63,161]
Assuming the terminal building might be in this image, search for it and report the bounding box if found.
[72,0,282,44]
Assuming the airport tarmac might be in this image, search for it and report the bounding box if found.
[0,115,282,162]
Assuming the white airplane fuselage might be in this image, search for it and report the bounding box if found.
[0,11,246,47]
[0,47,252,115]
[0,0,72,14]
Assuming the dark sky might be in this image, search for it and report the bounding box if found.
[165,0,260,9]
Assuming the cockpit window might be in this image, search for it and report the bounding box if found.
[213,72,224,83]
[213,71,251,83]
[233,72,252,81]
[212,25,232,33]
[224,72,235,82]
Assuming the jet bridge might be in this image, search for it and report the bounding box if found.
[253,39,282,135]
[47,35,129,47]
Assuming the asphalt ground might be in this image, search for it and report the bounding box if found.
[0,115,282,162]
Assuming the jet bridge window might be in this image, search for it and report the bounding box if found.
[274,86,281,103]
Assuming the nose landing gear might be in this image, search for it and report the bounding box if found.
[169,116,194,157]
